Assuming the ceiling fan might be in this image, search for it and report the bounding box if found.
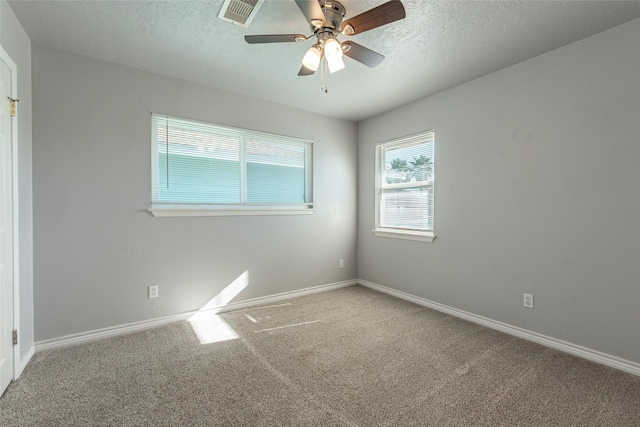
[244,0,406,91]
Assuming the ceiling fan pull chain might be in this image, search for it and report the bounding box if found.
[321,57,328,93]
[321,58,325,92]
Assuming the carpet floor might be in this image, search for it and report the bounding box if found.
[1,285,639,426]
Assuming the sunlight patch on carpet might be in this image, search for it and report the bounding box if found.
[187,270,250,344]
[188,311,239,344]
[254,320,322,333]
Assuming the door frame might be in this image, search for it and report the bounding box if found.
[0,46,21,380]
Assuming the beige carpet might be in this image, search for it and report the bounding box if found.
[1,285,639,426]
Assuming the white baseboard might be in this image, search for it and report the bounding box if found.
[33,278,640,378]
[358,279,640,377]
[35,279,357,353]
[15,343,35,379]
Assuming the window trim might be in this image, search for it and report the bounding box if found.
[373,228,435,242]
[373,130,436,242]
[149,203,314,218]
[149,114,314,217]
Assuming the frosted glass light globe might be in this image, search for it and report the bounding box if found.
[302,45,321,71]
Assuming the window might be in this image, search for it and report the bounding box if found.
[150,114,313,217]
[374,131,435,242]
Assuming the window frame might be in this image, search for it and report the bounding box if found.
[374,131,436,242]
[149,114,314,217]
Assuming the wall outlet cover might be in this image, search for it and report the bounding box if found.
[149,285,159,299]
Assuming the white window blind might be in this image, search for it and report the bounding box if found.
[151,114,313,214]
[375,131,435,241]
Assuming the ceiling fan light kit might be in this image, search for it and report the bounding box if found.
[323,37,342,60]
[302,44,322,71]
[245,0,406,92]
[327,56,345,74]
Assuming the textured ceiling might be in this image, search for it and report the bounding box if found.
[7,0,640,121]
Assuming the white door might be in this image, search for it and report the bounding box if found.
[0,49,16,397]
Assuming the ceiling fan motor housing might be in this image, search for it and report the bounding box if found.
[316,0,346,31]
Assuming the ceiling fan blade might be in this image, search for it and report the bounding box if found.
[298,65,316,76]
[245,34,306,44]
[342,41,385,68]
[341,0,406,35]
[295,0,326,27]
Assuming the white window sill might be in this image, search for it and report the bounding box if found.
[149,204,314,217]
[373,228,436,242]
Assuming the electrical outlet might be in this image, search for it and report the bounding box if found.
[149,285,159,299]
[339,259,344,269]
[523,293,533,308]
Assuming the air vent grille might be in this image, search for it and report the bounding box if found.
[218,0,265,28]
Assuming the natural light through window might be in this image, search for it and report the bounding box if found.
[187,270,249,345]
[188,311,239,345]
[253,320,322,333]
[374,130,435,242]
[149,114,313,217]
[199,271,250,311]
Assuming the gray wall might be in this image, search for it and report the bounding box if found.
[358,19,640,363]
[1,0,34,359]
[32,45,358,341]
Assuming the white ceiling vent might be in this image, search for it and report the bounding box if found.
[218,0,265,28]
